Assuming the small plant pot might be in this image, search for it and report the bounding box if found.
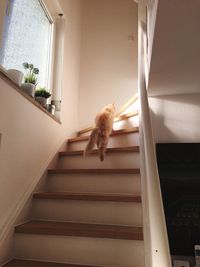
[7,69,24,86]
[21,83,36,97]
[35,96,47,107]
[0,65,7,74]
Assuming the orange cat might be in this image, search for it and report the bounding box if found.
[84,103,116,161]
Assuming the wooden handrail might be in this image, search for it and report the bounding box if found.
[77,126,94,136]
[114,110,138,123]
[115,94,138,117]
[77,95,138,136]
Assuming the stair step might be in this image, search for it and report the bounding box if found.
[57,149,140,169]
[32,198,142,226]
[59,146,139,156]
[33,192,141,202]
[14,234,144,267]
[67,129,139,151]
[77,113,138,136]
[69,127,139,143]
[47,173,141,195]
[48,168,140,174]
[15,221,143,240]
[3,259,102,267]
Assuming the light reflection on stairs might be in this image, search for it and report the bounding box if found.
[4,103,145,267]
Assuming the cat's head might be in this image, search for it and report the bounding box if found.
[105,103,116,113]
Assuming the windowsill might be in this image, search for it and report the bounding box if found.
[0,70,61,124]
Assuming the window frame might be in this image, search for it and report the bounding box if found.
[39,0,55,93]
[0,0,64,120]
[0,0,55,91]
[41,0,65,115]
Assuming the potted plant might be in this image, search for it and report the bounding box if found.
[21,62,39,97]
[35,88,51,107]
[6,69,24,86]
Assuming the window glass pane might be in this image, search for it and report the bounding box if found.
[0,0,52,87]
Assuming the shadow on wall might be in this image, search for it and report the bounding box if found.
[150,106,178,143]
[152,93,200,105]
[149,93,200,143]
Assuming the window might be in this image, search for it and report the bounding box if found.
[0,0,53,88]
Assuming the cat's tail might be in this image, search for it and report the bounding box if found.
[84,127,99,157]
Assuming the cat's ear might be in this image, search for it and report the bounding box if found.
[112,103,116,110]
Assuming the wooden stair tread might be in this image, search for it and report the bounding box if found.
[15,220,143,240]
[60,146,139,156]
[68,127,139,143]
[33,192,141,202]
[48,168,140,174]
[3,259,102,267]
[77,112,138,136]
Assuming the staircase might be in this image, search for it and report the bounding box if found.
[3,101,145,267]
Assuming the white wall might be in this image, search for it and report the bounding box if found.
[78,0,138,128]
[148,0,200,96]
[146,0,158,72]
[146,1,200,142]
[0,0,82,264]
[149,93,200,143]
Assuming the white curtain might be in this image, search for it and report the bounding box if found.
[51,15,65,105]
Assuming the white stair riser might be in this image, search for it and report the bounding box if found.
[14,234,145,267]
[47,174,141,195]
[113,116,139,131]
[32,200,142,226]
[57,153,140,169]
[67,133,139,151]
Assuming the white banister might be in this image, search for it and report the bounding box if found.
[138,21,172,267]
